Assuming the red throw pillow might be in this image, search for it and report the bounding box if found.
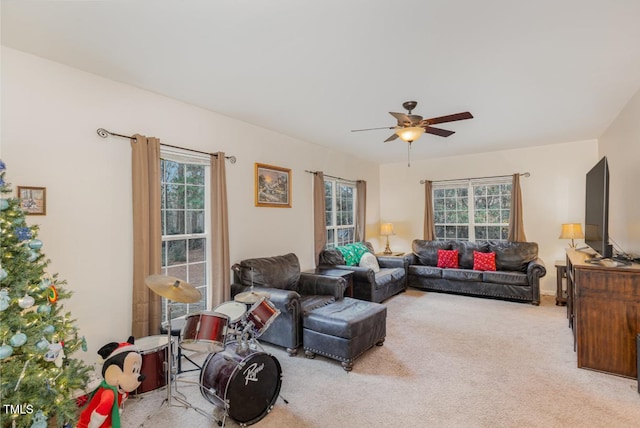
[437,249,459,269]
[473,251,496,271]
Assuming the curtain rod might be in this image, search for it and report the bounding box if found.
[305,170,360,184]
[420,172,530,185]
[97,128,237,163]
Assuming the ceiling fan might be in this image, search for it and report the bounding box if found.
[351,101,473,143]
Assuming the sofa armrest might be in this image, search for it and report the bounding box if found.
[376,255,407,269]
[298,272,346,299]
[231,283,301,309]
[526,257,547,281]
[317,264,376,284]
[404,253,419,265]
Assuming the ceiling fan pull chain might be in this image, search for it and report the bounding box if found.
[408,142,412,167]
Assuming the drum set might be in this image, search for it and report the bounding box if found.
[141,275,282,427]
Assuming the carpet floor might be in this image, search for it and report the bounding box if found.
[122,290,640,427]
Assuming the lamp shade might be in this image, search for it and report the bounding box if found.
[559,223,584,239]
[380,223,395,236]
[395,126,425,143]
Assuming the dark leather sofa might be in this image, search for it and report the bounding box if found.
[318,242,407,303]
[231,253,346,356]
[407,240,546,305]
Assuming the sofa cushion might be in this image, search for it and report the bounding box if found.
[473,251,497,271]
[442,269,483,282]
[359,252,380,272]
[373,268,405,289]
[482,271,528,286]
[412,240,452,266]
[408,265,443,278]
[489,241,538,272]
[437,249,459,268]
[319,248,345,265]
[336,242,370,266]
[239,252,300,290]
[452,241,490,269]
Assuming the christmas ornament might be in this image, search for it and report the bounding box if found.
[0,267,7,281]
[43,325,55,335]
[47,286,58,303]
[39,276,52,290]
[0,344,13,359]
[18,294,35,309]
[37,304,51,314]
[30,410,48,428]
[44,342,65,367]
[0,199,8,210]
[28,250,38,262]
[9,331,28,347]
[0,289,9,311]
[28,239,43,250]
[36,337,50,351]
[15,227,32,241]
[0,159,5,170]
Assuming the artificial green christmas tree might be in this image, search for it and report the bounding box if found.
[0,160,92,428]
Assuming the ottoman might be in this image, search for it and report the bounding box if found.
[302,297,386,371]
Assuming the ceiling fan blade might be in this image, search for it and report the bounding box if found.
[424,126,455,137]
[384,133,399,142]
[389,112,411,126]
[424,112,473,125]
[351,126,394,132]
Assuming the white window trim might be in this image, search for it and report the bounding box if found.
[324,178,357,248]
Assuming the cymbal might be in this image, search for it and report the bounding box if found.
[234,290,271,304]
[145,275,201,303]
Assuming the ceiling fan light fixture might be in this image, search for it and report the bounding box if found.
[395,126,425,143]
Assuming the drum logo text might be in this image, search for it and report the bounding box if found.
[243,362,265,385]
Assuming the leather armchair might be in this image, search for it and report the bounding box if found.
[231,253,346,356]
[318,242,408,303]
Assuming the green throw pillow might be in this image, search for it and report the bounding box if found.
[336,242,370,266]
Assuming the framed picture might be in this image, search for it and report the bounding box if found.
[255,163,292,208]
[17,186,47,215]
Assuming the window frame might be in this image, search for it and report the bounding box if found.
[160,148,212,323]
[324,178,357,249]
[433,177,512,242]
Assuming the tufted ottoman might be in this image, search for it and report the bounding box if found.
[302,297,386,371]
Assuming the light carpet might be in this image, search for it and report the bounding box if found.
[122,290,640,427]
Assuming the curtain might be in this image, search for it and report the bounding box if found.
[508,173,527,242]
[313,172,326,266]
[423,180,436,240]
[131,134,162,338]
[355,180,367,242]
[210,152,230,306]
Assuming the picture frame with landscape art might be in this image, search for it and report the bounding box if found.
[17,186,46,215]
[255,163,291,208]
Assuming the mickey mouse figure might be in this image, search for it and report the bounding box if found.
[77,336,145,428]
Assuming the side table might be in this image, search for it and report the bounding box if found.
[305,268,354,298]
[555,260,567,306]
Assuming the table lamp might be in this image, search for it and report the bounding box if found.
[380,223,395,255]
[559,223,584,249]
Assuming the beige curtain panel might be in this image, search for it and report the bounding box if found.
[356,180,367,242]
[423,180,436,240]
[313,171,326,266]
[131,134,162,338]
[210,152,231,306]
[508,173,527,242]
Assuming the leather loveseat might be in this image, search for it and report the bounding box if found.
[407,240,546,305]
[318,242,407,303]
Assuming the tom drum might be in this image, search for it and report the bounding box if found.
[133,335,172,395]
[246,298,280,337]
[181,311,228,353]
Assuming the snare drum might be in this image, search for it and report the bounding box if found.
[200,343,282,426]
[213,301,247,325]
[246,298,280,337]
[181,311,228,353]
[133,335,171,395]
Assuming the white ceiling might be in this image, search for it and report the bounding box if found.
[3,1,640,164]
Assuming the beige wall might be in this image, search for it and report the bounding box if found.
[599,87,640,256]
[379,140,599,296]
[0,47,380,364]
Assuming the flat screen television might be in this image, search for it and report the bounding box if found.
[584,156,613,258]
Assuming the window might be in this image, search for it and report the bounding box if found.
[433,178,511,242]
[324,179,356,248]
[160,149,210,322]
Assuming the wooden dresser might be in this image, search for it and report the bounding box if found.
[567,249,640,378]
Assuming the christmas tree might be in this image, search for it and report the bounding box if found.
[0,160,92,428]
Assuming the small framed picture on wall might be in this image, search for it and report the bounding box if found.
[255,163,292,208]
[18,186,47,215]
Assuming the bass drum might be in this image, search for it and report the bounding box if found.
[200,343,282,426]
